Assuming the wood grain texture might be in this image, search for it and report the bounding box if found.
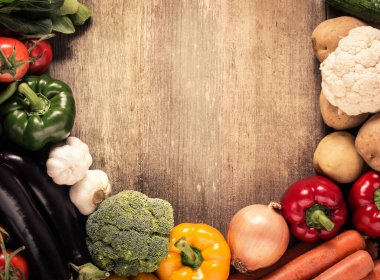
[50,0,326,234]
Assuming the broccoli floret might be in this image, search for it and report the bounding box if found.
[86,190,174,277]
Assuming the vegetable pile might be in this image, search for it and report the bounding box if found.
[1,0,380,280]
[0,0,91,36]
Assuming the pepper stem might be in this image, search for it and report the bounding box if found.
[306,204,335,231]
[374,189,380,211]
[18,83,47,113]
[175,237,203,270]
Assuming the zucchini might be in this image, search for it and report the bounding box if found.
[326,0,380,25]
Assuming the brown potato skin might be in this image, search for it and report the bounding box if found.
[314,132,364,183]
[356,114,380,172]
[320,92,369,130]
[312,16,366,62]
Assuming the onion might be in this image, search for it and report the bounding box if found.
[227,202,289,273]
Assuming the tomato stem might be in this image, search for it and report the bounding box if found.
[0,48,12,69]
[26,34,55,53]
[0,226,26,280]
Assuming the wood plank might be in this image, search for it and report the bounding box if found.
[50,0,326,234]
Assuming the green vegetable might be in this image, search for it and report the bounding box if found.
[52,15,75,34]
[0,0,91,36]
[70,263,110,280]
[86,190,174,277]
[0,74,76,151]
[326,0,380,25]
[70,2,92,26]
[54,0,79,15]
[0,0,63,13]
[0,82,17,105]
[0,14,52,35]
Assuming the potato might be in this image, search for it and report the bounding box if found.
[313,132,364,183]
[312,16,366,62]
[356,114,380,171]
[320,92,369,130]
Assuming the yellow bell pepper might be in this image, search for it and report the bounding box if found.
[156,223,231,280]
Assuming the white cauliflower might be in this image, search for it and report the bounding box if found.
[321,26,380,116]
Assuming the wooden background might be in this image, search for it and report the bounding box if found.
[50,0,328,235]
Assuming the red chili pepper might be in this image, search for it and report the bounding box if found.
[281,176,347,242]
[349,171,380,238]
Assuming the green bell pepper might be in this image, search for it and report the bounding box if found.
[0,74,76,151]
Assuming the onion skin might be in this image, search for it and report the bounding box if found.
[227,204,290,273]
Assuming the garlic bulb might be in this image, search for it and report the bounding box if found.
[47,137,93,185]
[70,170,111,215]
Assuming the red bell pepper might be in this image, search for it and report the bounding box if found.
[281,176,347,242]
[349,171,380,238]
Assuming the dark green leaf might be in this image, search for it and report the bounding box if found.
[0,0,16,4]
[69,2,91,26]
[0,0,64,13]
[52,15,75,34]
[0,13,52,35]
[17,0,64,12]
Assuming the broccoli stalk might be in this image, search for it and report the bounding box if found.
[70,263,110,280]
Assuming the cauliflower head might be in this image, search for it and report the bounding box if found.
[86,190,174,277]
[321,26,380,116]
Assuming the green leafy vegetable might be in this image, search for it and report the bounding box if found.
[70,2,91,26]
[54,0,79,15]
[52,15,75,34]
[0,0,64,13]
[0,14,52,35]
[0,0,90,35]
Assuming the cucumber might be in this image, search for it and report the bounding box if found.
[326,0,380,25]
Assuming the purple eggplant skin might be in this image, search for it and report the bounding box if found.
[0,150,90,266]
[0,163,70,280]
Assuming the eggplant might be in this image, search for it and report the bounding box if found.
[0,150,90,266]
[0,162,70,279]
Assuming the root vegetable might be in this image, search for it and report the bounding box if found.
[228,242,320,280]
[313,132,364,183]
[311,16,366,62]
[313,250,374,280]
[261,230,365,280]
[319,92,368,130]
[362,260,380,280]
[356,113,380,172]
[227,203,289,273]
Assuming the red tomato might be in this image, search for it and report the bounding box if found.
[0,249,28,279]
[24,39,53,75]
[0,37,29,82]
